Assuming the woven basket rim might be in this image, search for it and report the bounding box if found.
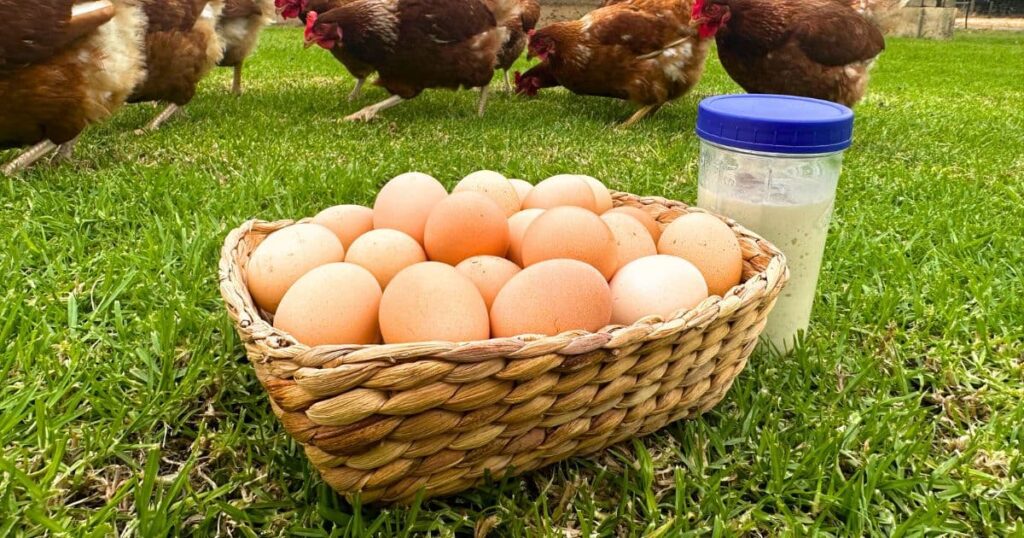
[219,191,789,366]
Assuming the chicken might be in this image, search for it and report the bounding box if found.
[217,0,275,95]
[488,0,541,92]
[1,0,147,174]
[276,0,376,101]
[129,0,225,133]
[514,0,710,127]
[304,0,519,121]
[692,0,885,106]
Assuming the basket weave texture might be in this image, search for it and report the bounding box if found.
[219,191,789,503]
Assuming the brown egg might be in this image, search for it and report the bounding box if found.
[609,255,708,325]
[658,213,743,296]
[424,192,510,265]
[522,175,597,212]
[246,223,345,314]
[345,229,426,288]
[456,256,522,309]
[373,172,447,244]
[604,205,661,243]
[580,175,613,214]
[311,205,374,250]
[491,259,612,337]
[274,263,382,345]
[601,213,658,273]
[506,208,544,266]
[509,179,533,207]
[379,262,490,343]
[521,206,619,280]
[453,170,520,217]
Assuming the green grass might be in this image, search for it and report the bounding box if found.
[2,28,1023,537]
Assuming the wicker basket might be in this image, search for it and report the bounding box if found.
[218,191,789,503]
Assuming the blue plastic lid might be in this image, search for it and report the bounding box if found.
[696,94,854,154]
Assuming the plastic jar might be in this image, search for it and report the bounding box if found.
[695,94,854,353]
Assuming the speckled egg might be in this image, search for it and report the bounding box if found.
[456,255,522,309]
[246,223,345,314]
[604,205,661,243]
[601,212,658,273]
[453,170,521,217]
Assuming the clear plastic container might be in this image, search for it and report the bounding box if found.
[694,95,854,353]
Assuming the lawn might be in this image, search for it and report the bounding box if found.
[1,28,1023,537]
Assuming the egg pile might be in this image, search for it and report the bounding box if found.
[245,171,744,346]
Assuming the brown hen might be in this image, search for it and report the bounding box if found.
[693,0,885,106]
[129,0,225,133]
[515,0,711,127]
[304,0,520,121]
[218,0,275,95]
[487,0,541,91]
[1,0,147,174]
[277,0,377,101]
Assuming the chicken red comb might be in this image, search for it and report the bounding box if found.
[691,0,705,19]
[276,0,304,19]
[305,11,318,37]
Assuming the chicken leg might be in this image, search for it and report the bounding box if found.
[135,103,181,135]
[2,140,58,175]
[619,104,663,129]
[232,64,244,96]
[55,137,80,162]
[348,78,366,102]
[477,86,490,117]
[503,70,513,93]
[345,95,404,122]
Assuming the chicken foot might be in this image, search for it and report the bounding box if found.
[232,64,244,96]
[2,140,58,175]
[135,103,181,135]
[55,137,79,162]
[477,86,490,117]
[345,95,404,122]
[619,104,663,129]
[348,78,366,102]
